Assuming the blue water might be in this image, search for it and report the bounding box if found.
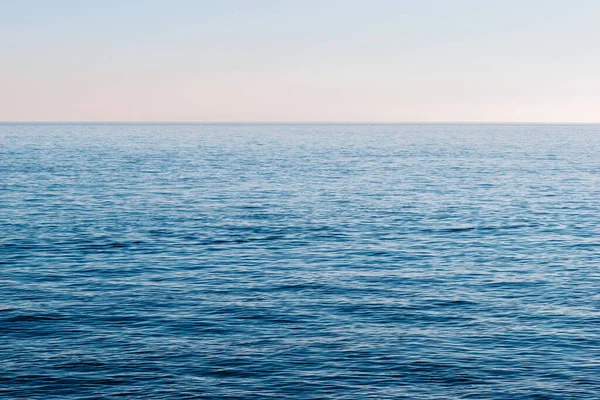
[1,123,599,399]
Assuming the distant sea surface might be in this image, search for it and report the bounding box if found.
[1,124,599,399]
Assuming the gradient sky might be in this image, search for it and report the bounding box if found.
[2,0,600,122]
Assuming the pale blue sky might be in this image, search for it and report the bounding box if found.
[2,0,599,122]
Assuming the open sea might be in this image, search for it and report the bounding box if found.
[1,123,599,399]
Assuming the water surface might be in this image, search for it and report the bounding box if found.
[1,124,599,399]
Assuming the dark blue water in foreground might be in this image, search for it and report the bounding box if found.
[1,124,599,399]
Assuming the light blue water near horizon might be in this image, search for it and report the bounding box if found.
[1,123,599,399]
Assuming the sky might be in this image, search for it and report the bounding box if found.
[1,0,600,122]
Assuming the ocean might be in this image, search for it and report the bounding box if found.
[1,123,599,399]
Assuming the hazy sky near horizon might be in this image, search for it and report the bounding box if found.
[2,0,600,122]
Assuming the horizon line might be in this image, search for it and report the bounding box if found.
[2,121,600,125]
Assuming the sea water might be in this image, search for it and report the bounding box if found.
[1,123,599,399]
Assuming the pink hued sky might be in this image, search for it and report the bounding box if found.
[2,0,600,122]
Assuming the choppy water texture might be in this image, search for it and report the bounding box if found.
[1,124,599,399]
